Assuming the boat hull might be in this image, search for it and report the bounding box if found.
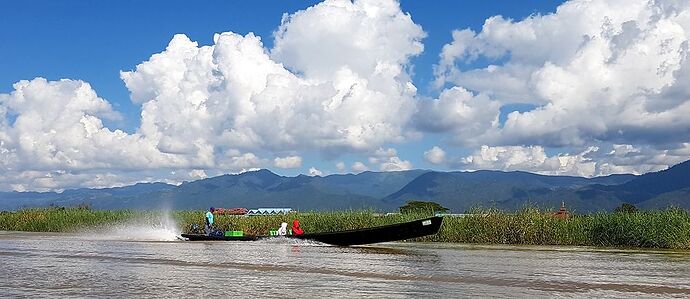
[181,216,443,246]
[293,216,443,246]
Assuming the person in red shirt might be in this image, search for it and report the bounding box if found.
[292,219,304,235]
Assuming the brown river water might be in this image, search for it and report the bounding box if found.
[1,230,689,298]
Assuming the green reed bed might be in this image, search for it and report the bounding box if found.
[419,207,690,249]
[0,208,137,232]
[1,207,688,249]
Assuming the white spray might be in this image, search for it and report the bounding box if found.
[80,209,181,241]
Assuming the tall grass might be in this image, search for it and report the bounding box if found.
[1,207,688,249]
[0,207,136,232]
[420,207,690,249]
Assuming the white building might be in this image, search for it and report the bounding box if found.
[246,208,293,216]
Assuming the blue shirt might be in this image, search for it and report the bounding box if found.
[205,211,214,225]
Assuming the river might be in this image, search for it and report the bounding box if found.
[1,231,689,298]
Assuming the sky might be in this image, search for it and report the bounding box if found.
[1,0,690,191]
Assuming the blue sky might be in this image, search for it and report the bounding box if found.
[1,0,689,191]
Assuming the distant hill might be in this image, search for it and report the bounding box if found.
[593,160,690,203]
[0,169,427,211]
[1,160,689,212]
[381,170,635,213]
[0,182,176,210]
[383,161,690,213]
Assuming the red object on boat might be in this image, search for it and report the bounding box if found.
[292,219,304,235]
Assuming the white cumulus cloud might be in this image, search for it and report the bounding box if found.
[430,0,690,149]
[272,0,425,80]
[308,167,323,176]
[456,143,690,177]
[368,147,412,171]
[188,169,208,179]
[273,155,302,169]
[351,161,369,172]
[218,151,264,170]
[0,0,426,191]
[0,78,190,191]
[122,0,423,155]
[458,145,596,177]
[379,156,412,172]
[415,86,501,146]
[424,146,446,165]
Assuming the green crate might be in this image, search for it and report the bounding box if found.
[269,230,277,236]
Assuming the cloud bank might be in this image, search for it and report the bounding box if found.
[0,0,424,190]
[1,0,689,191]
[422,0,690,175]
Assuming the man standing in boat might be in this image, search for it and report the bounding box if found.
[205,207,215,235]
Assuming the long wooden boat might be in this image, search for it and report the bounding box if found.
[180,216,443,246]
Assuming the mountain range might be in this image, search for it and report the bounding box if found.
[1,160,689,213]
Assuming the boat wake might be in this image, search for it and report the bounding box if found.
[254,237,328,246]
[78,211,181,242]
[94,224,180,242]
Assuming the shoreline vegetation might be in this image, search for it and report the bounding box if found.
[1,207,688,249]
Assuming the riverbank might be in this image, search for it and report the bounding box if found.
[1,207,688,249]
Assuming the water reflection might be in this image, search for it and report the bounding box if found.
[1,233,689,298]
[347,245,417,255]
